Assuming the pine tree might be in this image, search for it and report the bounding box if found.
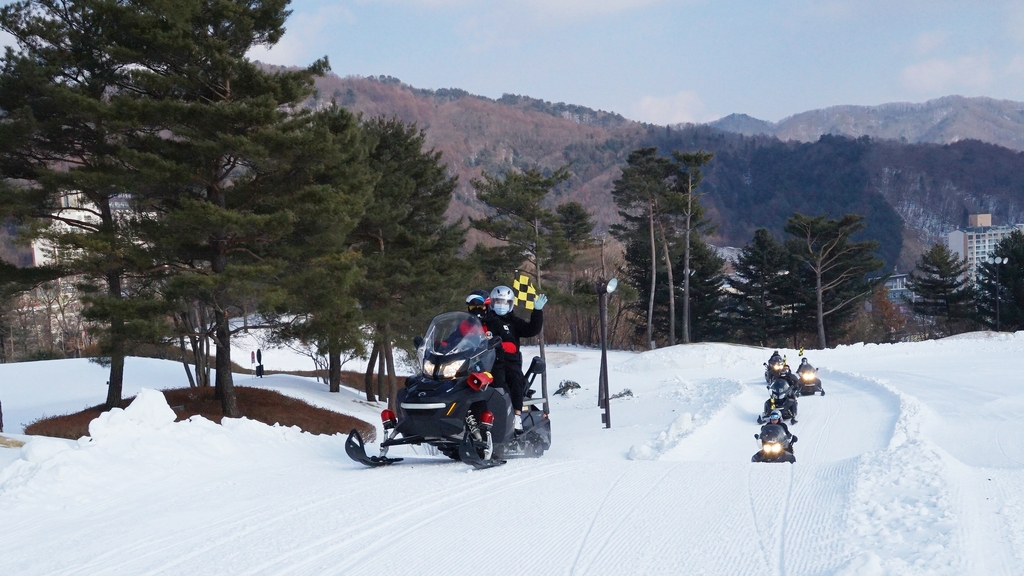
[906,242,975,337]
[264,106,374,393]
[976,230,1024,332]
[784,213,884,349]
[0,0,170,408]
[353,118,466,405]
[125,0,328,417]
[670,150,715,344]
[730,229,801,346]
[610,148,674,348]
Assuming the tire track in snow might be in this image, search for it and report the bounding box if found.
[268,461,580,576]
[568,469,631,576]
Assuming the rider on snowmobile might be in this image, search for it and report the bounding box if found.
[483,285,545,432]
[466,289,490,320]
[761,410,796,445]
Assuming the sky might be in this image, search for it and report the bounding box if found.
[244,0,1024,125]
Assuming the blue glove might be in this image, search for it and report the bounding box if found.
[534,294,548,310]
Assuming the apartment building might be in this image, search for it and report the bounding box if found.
[947,214,1024,281]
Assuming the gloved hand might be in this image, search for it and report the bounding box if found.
[791,436,798,443]
[501,341,518,354]
[534,294,548,310]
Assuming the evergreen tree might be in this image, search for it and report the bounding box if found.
[265,106,373,393]
[0,0,171,408]
[784,213,884,349]
[674,237,727,343]
[353,118,466,405]
[470,166,571,286]
[610,148,676,347]
[906,243,975,337]
[126,0,328,417]
[976,231,1024,332]
[670,150,715,344]
[730,229,801,346]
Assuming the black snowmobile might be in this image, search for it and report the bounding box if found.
[763,353,785,384]
[795,359,824,396]
[751,424,796,463]
[757,379,798,424]
[345,311,552,470]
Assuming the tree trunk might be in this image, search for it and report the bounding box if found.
[180,335,196,388]
[104,270,125,410]
[328,344,341,393]
[682,173,692,345]
[657,219,675,346]
[647,199,656,349]
[215,309,239,417]
[376,341,386,401]
[816,268,827,349]
[384,339,398,411]
[363,342,378,402]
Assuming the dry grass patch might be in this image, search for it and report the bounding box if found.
[0,436,25,448]
[25,387,375,442]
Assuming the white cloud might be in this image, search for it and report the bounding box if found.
[913,30,947,55]
[899,56,993,93]
[247,5,355,66]
[629,90,713,125]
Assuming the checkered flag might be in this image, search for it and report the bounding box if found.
[512,270,538,310]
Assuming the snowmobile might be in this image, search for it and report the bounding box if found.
[795,359,824,396]
[751,424,796,463]
[757,379,798,424]
[763,355,785,384]
[345,311,552,470]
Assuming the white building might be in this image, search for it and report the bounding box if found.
[947,214,1024,281]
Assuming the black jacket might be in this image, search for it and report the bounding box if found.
[484,309,543,366]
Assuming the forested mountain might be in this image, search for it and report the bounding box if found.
[306,73,1024,270]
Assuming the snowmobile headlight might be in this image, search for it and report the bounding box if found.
[772,363,783,370]
[423,360,435,375]
[441,360,463,379]
[764,442,781,454]
[801,372,814,381]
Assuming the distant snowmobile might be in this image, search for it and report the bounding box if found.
[795,358,824,396]
[345,311,551,470]
[757,379,798,424]
[752,424,797,463]
[763,352,785,384]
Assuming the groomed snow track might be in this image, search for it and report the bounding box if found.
[4,338,1024,574]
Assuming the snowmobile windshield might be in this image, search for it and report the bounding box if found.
[760,425,787,444]
[417,311,495,379]
[770,381,788,398]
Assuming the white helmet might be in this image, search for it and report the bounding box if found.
[490,285,515,316]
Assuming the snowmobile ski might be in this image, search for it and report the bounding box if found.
[345,430,403,467]
[459,432,506,469]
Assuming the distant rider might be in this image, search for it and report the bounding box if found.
[483,285,546,432]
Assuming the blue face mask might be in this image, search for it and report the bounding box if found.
[492,299,512,316]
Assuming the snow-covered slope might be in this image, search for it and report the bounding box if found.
[2,333,1024,574]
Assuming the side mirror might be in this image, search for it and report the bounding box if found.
[754,433,760,440]
[413,336,424,349]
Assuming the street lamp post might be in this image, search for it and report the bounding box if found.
[596,277,617,429]
[987,256,1005,331]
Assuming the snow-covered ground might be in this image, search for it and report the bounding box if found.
[2,333,1024,574]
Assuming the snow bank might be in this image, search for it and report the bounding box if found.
[627,377,743,460]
